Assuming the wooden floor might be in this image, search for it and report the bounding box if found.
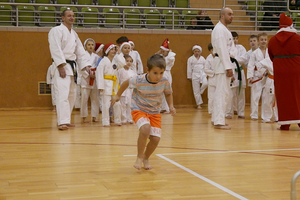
[0,106,300,200]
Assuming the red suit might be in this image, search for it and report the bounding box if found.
[268,25,300,129]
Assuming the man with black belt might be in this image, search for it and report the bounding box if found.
[211,7,236,130]
[48,8,91,130]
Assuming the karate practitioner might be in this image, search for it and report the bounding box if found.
[117,55,136,124]
[114,42,135,71]
[226,31,247,119]
[129,40,144,75]
[80,38,100,123]
[187,45,208,109]
[211,7,236,130]
[46,64,56,111]
[268,13,300,130]
[48,9,91,130]
[158,38,176,114]
[247,33,269,121]
[204,43,216,115]
[96,43,122,127]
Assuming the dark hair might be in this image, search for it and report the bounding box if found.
[208,43,213,51]
[61,8,73,17]
[124,54,133,61]
[116,36,129,45]
[231,31,238,38]
[147,54,166,71]
[249,34,258,40]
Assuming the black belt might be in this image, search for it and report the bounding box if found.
[66,60,77,84]
[215,53,242,93]
[273,54,300,58]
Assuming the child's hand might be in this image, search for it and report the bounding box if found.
[169,107,176,116]
[111,94,120,106]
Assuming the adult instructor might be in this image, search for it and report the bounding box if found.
[48,9,91,130]
[211,7,236,130]
[268,13,300,130]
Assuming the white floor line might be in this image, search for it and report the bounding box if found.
[156,154,249,200]
[124,148,300,157]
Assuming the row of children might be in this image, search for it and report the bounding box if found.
[187,32,277,123]
[47,36,177,127]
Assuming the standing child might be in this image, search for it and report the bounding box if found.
[111,54,176,170]
[114,42,135,71]
[95,42,105,113]
[80,38,100,123]
[96,43,122,127]
[117,55,136,124]
[204,43,216,115]
[158,38,176,114]
[46,64,56,111]
[187,45,208,109]
[247,32,269,121]
[245,35,259,67]
[129,39,144,75]
[226,32,247,119]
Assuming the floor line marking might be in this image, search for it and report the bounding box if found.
[124,148,300,157]
[156,154,249,200]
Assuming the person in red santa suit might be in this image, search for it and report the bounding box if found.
[268,13,300,130]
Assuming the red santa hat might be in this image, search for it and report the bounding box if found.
[279,12,293,29]
[120,42,131,50]
[128,39,134,47]
[160,38,170,51]
[83,38,95,48]
[192,45,202,52]
[104,43,116,55]
[95,43,104,53]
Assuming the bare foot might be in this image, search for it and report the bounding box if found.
[214,125,231,130]
[143,159,152,170]
[128,121,134,124]
[92,117,99,123]
[122,122,127,125]
[133,157,143,170]
[58,124,68,130]
[66,124,75,128]
[197,105,202,110]
[82,118,89,123]
[225,115,232,119]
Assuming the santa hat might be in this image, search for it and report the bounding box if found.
[279,12,293,29]
[128,39,134,47]
[95,43,104,53]
[104,43,116,55]
[120,42,131,50]
[83,38,95,48]
[192,45,202,52]
[160,38,170,51]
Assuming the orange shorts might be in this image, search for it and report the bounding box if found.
[131,110,162,138]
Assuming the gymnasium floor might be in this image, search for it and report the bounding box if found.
[0,106,300,200]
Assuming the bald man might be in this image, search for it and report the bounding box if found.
[211,7,237,130]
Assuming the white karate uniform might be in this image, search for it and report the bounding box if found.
[130,50,144,75]
[117,68,136,123]
[46,64,56,106]
[247,48,268,120]
[187,55,208,106]
[48,23,90,126]
[211,21,236,125]
[114,52,137,72]
[227,44,247,117]
[95,56,121,126]
[257,56,278,122]
[80,51,100,119]
[161,51,176,112]
[204,54,216,114]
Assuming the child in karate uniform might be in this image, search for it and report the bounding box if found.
[80,38,100,123]
[157,38,176,114]
[129,39,144,75]
[187,45,208,109]
[204,43,216,115]
[96,43,122,127]
[117,55,137,124]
